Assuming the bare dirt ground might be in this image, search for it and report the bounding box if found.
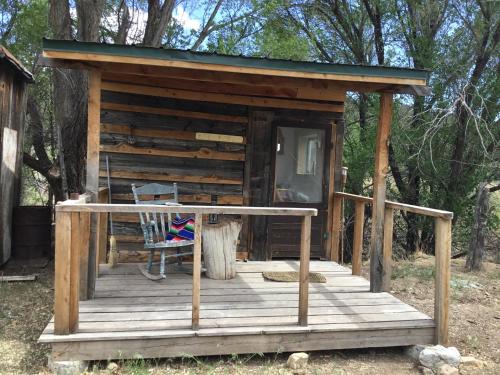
[0,255,498,375]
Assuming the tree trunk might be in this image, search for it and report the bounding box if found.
[466,183,489,271]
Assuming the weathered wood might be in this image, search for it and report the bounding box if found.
[102,71,347,102]
[382,208,394,292]
[111,194,243,206]
[100,143,245,162]
[86,69,102,300]
[102,81,344,113]
[101,101,247,123]
[54,211,79,334]
[435,217,451,345]
[330,119,345,261]
[192,213,202,330]
[298,216,311,326]
[78,212,91,300]
[0,275,37,282]
[101,123,246,144]
[335,192,453,220]
[352,201,365,276]
[202,219,242,280]
[99,169,243,185]
[44,50,428,86]
[370,93,393,293]
[96,188,109,267]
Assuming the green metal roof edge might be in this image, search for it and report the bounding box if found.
[43,39,429,84]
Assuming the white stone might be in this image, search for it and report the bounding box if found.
[406,345,427,361]
[460,356,485,368]
[418,365,434,375]
[437,364,458,375]
[107,362,119,372]
[287,352,309,370]
[419,345,461,369]
[47,356,88,375]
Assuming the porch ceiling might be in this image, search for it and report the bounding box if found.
[41,39,430,96]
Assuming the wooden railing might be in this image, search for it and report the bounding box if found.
[334,192,453,345]
[53,199,317,335]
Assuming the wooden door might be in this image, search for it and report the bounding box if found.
[268,123,331,258]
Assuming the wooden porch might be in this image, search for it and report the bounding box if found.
[40,260,435,361]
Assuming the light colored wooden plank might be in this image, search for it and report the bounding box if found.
[382,207,394,292]
[86,69,101,196]
[43,50,427,86]
[298,211,311,326]
[100,143,245,162]
[370,93,392,292]
[0,275,37,282]
[335,192,453,220]
[330,193,342,262]
[434,217,451,345]
[101,81,344,113]
[78,212,90,300]
[101,101,247,123]
[195,132,244,144]
[54,211,75,334]
[55,203,318,217]
[96,188,109,266]
[352,201,364,276]
[192,213,202,330]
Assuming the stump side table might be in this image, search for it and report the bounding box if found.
[202,218,242,280]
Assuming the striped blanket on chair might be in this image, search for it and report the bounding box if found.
[166,215,195,241]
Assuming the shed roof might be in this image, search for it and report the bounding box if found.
[42,39,429,95]
[0,45,34,82]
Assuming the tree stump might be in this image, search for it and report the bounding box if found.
[202,218,242,280]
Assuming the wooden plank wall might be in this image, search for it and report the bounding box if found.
[0,60,28,265]
[99,90,248,260]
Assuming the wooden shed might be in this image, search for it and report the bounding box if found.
[0,46,33,265]
[39,39,453,362]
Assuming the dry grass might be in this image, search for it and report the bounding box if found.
[0,255,498,374]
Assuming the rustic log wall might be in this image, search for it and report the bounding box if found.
[0,59,29,264]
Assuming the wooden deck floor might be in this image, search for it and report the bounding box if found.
[40,261,435,361]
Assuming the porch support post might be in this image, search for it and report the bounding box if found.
[192,213,203,330]
[330,118,345,262]
[298,215,311,326]
[435,217,451,345]
[54,209,79,334]
[351,201,365,276]
[369,93,393,292]
[86,69,102,298]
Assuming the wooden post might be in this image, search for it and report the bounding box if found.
[369,93,393,292]
[435,217,451,345]
[96,188,109,272]
[54,210,79,334]
[330,118,345,262]
[192,213,203,330]
[78,212,90,300]
[331,197,342,263]
[298,215,311,326]
[86,69,102,298]
[352,201,365,276]
[382,207,394,291]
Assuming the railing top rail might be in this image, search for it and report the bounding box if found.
[335,192,453,220]
[55,203,318,216]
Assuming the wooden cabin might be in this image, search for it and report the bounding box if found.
[39,39,453,362]
[0,46,33,265]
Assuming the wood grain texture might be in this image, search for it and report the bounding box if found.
[101,101,247,123]
[434,218,451,345]
[299,216,311,326]
[370,93,393,292]
[102,81,344,113]
[382,208,394,292]
[192,213,202,330]
[352,201,365,276]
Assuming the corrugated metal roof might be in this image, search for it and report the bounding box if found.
[42,38,429,84]
[0,45,34,82]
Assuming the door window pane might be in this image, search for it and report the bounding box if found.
[274,127,325,203]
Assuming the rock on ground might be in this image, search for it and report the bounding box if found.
[437,364,459,375]
[47,357,88,375]
[460,356,485,369]
[287,352,309,370]
[419,345,461,369]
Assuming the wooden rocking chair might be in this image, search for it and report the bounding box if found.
[132,183,194,280]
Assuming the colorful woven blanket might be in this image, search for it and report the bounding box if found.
[166,215,195,241]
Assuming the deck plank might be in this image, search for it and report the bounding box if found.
[40,260,435,359]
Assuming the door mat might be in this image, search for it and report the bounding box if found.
[262,271,326,283]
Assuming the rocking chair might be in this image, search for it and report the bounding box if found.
[132,182,194,280]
